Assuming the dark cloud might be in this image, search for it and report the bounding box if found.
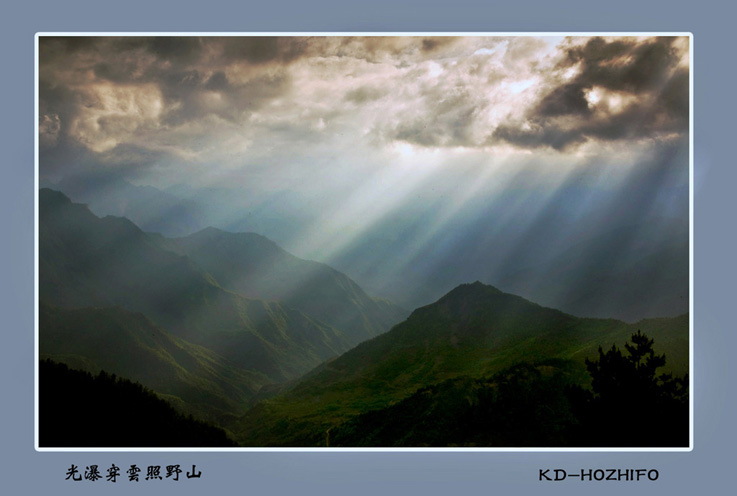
[338,37,403,60]
[332,36,461,63]
[93,61,139,83]
[145,37,204,64]
[394,121,441,147]
[536,83,591,117]
[38,34,690,180]
[492,97,685,151]
[220,37,308,64]
[421,37,460,53]
[205,71,230,91]
[192,70,291,124]
[493,37,688,151]
[222,37,279,63]
[38,35,296,157]
[656,68,689,127]
[159,69,205,99]
[344,85,387,104]
[567,37,679,93]
[492,122,587,151]
[38,36,102,63]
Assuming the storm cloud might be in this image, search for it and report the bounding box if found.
[491,37,689,150]
[38,35,690,185]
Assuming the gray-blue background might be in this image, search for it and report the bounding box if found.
[2,1,731,494]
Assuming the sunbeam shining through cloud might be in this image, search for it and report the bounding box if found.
[39,34,690,322]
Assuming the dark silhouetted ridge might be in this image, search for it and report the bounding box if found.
[40,359,238,447]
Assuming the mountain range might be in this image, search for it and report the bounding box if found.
[39,188,405,421]
[44,173,689,323]
[42,173,207,237]
[38,188,688,447]
[152,227,405,347]
[234,282,688,446]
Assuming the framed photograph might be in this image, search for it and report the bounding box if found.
[36,33,691,451]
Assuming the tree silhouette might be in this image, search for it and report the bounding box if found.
[572,330,688,447]
[586,330,666,405]
[39,359,238,447]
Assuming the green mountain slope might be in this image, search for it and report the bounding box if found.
[328,354,687,448]
[39,188,350,384]
[328,361,582,447]
[154,227,407,347]
[234,282,688,446]
[52,173,206,237]
[39,303,264,423]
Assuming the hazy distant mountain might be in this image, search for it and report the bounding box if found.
[235,282,688,446]
[163,184,317,247]
[48,173,207,237]
[154,227,407,347]
[496,221,689,321]
[323,182,689,323]
[39,188,352,384]
[45,173,688,323]
[329,214,689,322]
[48,173,313,243]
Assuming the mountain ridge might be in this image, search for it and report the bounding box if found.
[39,188,358,386]
[153,225,407,347]
[234,281,688,446]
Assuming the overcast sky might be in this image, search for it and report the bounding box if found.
[39,35,688,177]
